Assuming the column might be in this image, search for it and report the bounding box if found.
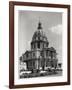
[37,60,38,69]
[44,59,46,70]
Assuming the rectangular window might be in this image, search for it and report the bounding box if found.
[33,53,35,58]
[34,44,35,49]
[46,51,48,57]
[46,43,48,47]
[26,53,28,58]
[49,51,51,56]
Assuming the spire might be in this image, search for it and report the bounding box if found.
[37,17,42,30]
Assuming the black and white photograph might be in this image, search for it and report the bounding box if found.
[9,2,70,88]
[19,11,62,79]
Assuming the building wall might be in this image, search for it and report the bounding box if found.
[22,48,57,70]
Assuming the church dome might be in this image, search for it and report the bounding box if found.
[32,22,48,43]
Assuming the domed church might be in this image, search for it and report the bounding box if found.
[20,21,58,71]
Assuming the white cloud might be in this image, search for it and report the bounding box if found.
[50,24,62,35]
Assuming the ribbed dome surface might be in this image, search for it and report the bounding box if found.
[32,22,48,42]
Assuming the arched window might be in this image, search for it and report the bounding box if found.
[38,37,40,40]
[49,51,51,57]
[26,53,28,58]
[36,37,38,40]
[43,43,44,48]
[34,44,35,49]
[38,42,40,48]
[33,53,35,58]
[46,51,48,57]
[40,36,42,40]
[46,43,48,47]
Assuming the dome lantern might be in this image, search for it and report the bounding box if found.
[37,21,42,30]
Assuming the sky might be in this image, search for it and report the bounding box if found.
[18,10,62,63]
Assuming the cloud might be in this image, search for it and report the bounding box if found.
[50,24,62,35]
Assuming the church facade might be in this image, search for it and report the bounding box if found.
[20,21,58,71]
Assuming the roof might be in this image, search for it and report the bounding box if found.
[31,22,48,43]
